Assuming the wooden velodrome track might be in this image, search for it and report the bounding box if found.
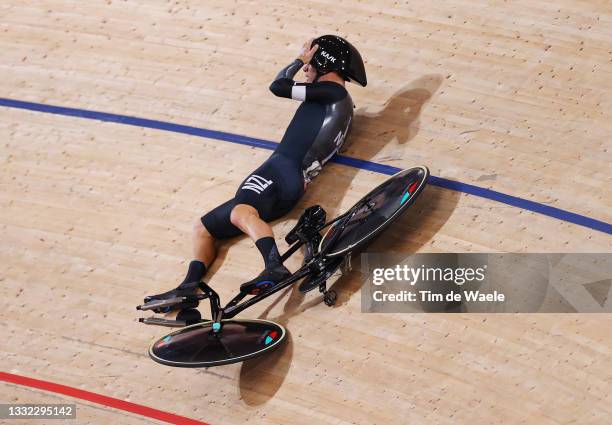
[1,1,611,424]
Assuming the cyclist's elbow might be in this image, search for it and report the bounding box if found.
[269,80,282,96]
[269,78,291,97]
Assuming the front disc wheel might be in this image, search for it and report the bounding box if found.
[149,319,286,367]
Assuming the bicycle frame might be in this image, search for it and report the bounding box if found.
[201,205,361,325]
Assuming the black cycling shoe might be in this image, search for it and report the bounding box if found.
[143,281,202,313]
[240,264,292,295]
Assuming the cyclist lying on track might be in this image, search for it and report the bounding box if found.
[146,35,367,305]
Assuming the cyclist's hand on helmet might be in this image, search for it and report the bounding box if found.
[297,38,318,64]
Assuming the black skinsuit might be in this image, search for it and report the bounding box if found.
[201,60,354,239]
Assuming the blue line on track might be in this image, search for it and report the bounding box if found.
[1,97,610,235]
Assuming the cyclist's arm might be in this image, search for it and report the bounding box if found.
[269,59,304,99]
[291,81,347,102]
[270,67,347,103]
[274,59,304,81]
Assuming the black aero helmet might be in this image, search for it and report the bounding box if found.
[310,35,367,87]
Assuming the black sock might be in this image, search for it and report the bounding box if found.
[255,237,281,268]
[179,260,207,286]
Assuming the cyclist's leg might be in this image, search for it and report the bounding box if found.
[192,219,216,266]
[231,155,304,293]
[232,154,305,262]
[229,204,273,241]
[232,157,283,265]
[144,200,241,305]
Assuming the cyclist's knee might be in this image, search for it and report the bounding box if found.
[230,204,259,228]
